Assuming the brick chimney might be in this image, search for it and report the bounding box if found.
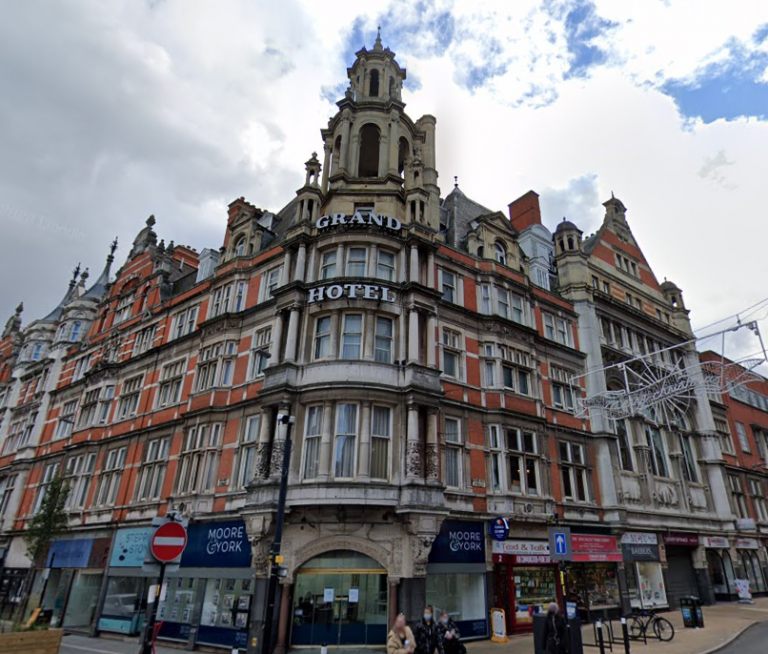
[508,191,541,232]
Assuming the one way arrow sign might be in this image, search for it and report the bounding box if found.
[548,526,572,561]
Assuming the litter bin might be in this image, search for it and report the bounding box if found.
[680,596,702,628]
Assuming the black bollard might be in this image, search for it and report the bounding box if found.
[596,620,607,654]
[620,617,631,654]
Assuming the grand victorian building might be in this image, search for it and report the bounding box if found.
[0,33,766,653]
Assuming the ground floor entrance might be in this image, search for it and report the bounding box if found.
[291,550,388,647]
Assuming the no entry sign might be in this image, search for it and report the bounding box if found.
[150,521,188,563]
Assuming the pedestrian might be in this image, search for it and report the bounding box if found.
[415,605,440,654]
[541,603,569,654]
[388,613,415,654]
[437,611,466,654]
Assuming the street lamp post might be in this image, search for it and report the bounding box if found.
[260,412,294,654]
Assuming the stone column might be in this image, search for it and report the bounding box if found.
[368,244,378,280]
[408,307,420,363]
[318,401,334,481]
[270,403,291,479]
[378,131,388,177]
[427,251,435,288]
[274,581,293,654]
[426,409,439,481]
[426,313,437,368]
[363,310,375,361]
[306,245,317,284]
[328,313,340,360]
[410,245,419,283]
[283,250,292,286]
[398,311,407,364]
[321,141,331,192]
[271,312,284,364]
[405,405,421,481]
[256,407,275,478]
[358,402,371,480]
[339,112,352,172]
[388,112,399,175]
[284,307,300,362]
[336,244,345,277]
[388,580,400,626]
[294,244,307,282]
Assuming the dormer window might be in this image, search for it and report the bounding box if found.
[70,321,82,341]
[495,242,507,266]
[235,236,246,258]
[30,343,43,361]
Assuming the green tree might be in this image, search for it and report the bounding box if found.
[23,474,70,566]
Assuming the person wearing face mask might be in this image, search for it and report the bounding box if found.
[414,605,439,654]
[436,611,465,654]
[387,613,415,654]
[541,602,569,654]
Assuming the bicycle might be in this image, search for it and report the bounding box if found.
[628,606,675,642]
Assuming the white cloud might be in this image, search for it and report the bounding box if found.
[2,0,768,362]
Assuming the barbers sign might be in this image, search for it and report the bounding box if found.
[308,283,396,304]
[316,212,402,233]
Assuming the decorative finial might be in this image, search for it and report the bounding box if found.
[110,237,118,256]
[611,191,615,200]
[374,25,383,51]
[15,302,23,315]
[80,268,90,283]
[71,263,81,282]
[454,175,458,188]
[146,214,156,227]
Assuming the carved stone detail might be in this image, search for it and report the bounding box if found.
[255,444,272,478]
[270,441,286,476]
[406,442,423,478]
[424,444,438,479]
[252,537,272,577]
[410,535,433,577]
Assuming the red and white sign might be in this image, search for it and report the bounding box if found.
[150,522,188,563]
[572,535,622,562]
[702,536,730,549]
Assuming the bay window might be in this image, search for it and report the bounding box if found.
[341,314,363,359]
[374,317,394,363]
[334,404,358,478]
[209,284,232,318]
[371,406,391,479]
[321,250,337,279]
[77,390,100,430]
[175,424,223,494]
[346,248,367,277]
[376,250,396,281]
[172,305,199,340]
[249,327,272,377]
[313,316,331,360]
[302,406,324,480]
[196,342,237,390]
[442,329,462,380]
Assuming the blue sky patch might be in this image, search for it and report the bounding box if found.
[662,39,768,123]
[562,0,618,79]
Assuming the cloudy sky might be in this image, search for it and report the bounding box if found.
[2,0,768,361]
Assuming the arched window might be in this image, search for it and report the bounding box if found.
[357,124,380,178]
[70,321,82,341]
[567,236,575,250]
[369,69,380,97]
[495,242,507,266]
[235,236,246,257]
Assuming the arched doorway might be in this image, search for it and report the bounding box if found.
[707,549,735,600]
[291,550,388,647]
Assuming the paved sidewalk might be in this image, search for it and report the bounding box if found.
[466,598,768,654]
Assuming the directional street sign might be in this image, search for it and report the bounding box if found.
[548,526,572,562]
[150,521,188,563]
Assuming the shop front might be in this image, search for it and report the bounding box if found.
[97,527,154,635]
[156,519,253,650]
[621,533,667,610]
[292,550,389,647]
[703,536,736,601]
[492,539,558,634]
[562,533,622,621]
[0,566,28,620]
[426,520,489,640]
[733,538,767,597]
[41,536,111,631]
[663,533,702,607]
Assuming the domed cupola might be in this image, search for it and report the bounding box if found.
[346,27,406,104]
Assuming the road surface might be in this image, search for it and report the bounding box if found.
[716,620,768,654]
